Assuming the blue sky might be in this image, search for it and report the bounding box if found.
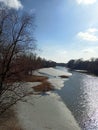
[1,0,98,62]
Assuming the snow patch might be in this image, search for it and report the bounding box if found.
[16,92,81,130]
[48,77,68,90]
[15,68,80,130]
[38,67,72,77]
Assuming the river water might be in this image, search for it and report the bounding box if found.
[57,67,98,130]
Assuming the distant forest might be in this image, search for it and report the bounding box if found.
[67,58,98,76]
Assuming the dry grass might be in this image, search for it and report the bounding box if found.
[5,73,48,83]
[0,75,54,130]
[22,75,48,82]
[33,81,54,92]
[59,75,69,78]
[23,75,54,93]
[0,75,54,129]
[0,108,23,130]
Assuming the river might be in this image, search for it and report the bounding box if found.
[57,67,98,130]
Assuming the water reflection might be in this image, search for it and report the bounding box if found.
[81,75,98,130]
[58,71,98,130]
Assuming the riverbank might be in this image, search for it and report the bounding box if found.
[75,69,98,77]
[15,67,81,130]
[0,108,22,130]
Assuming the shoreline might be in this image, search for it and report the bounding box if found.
[15,67,81,130]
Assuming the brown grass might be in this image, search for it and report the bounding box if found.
[33,81,54,92]
[22,75,55,93]
[59,75,69,78]
[23,75,54,93]
[0,108,23,130]
[6,74,54,93]
[22,75,48,82]
[0,75,54,129]
[5,74,48,83]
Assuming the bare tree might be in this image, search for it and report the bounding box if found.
[0,7,36,114]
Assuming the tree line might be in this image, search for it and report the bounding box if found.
[0,7,57,114]
[67,58,98,76]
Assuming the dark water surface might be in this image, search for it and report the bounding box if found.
[57,67,98,130]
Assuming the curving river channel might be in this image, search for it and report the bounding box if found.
[57,67,98,130]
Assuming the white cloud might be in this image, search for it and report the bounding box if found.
[0,0,23,10]
[77,28,98,42]
[82,48,95,53]
[87,28,98,33]
[78,32,98,41]
[76,0,96,5]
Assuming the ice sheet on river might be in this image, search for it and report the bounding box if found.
[38,67,72,77]
[16,92,81,130]
[15,68,80,130]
